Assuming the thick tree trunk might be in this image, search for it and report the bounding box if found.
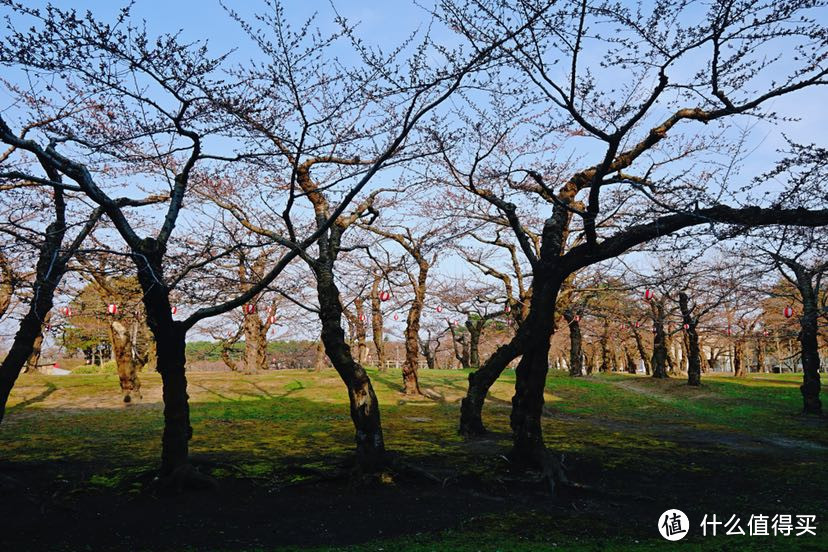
[314,262,385,470]
[459,334,524,435]
[793,272,823,415]
[132,242,192,478]
[508,273,562,467]
[110,320,142,403]
[243,311,267,372]
[679,292,702,386]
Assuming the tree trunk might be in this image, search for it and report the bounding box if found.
[314,260,385,470]
[0,216,66,423]
[599,318,610,373]
[650,302,668,378]
[459,334,524,435]
[468,320,482,368]
[24,313,49,373]
[792,270,823,414]
[508,273,562,467]
[734,340,746,377]
[354,298,368,365]
[624,344,637,374]
[370,275,386,371]
[243,310,267,372]
[401,262,429,394]
[563,310,582,376]
[632,328,651,375]
[110,319,142,402]
[313,340,327,371]
[679,292,702,386]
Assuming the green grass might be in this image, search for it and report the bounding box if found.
[2,367,826,551]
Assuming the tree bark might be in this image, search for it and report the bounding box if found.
[508,272,562,467]
[133,243,191,477]
[110,319,142,402]
[632,327,651,375]
[563,310,583,376]
[401,260,429,394]
[370,274,386,371]
[313,260,385,469]
[790,267,823,414]
[679,292,702,386]
[468,320,483,368]
[599,318,611,372]
[733,340,746,377]
[458,334,524,435]
[0,197,68,422]
[24,313,50,373]
[650,302,669,378]
[243,310,267,373]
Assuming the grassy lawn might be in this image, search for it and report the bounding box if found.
[2,368,826,551]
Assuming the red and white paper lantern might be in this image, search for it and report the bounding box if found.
[243,304,256,315]
[107,304,118,315]
[436,305,443,313]
[61,307,72,316]
[171,306,177,315]
[359,313,366,322]
[783,306,794,318]
[644,289,654,301]
[393,313,399,321]
[683,323,689,330]
[504,304,511,313]
[379,291,390,302]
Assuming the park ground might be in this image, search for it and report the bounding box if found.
[1,367,826,551]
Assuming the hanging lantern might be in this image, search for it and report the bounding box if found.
[783,306,794,318]
[451,320,458,327]
[45,324,52,332]
[644,289,654,301]
[635,321,641,328]
[762,329,769,337]
[61,307,72,316]
[652,326,657,334]
[359,313,366,322]
[171,306,177,315]
[107,304,118,315]
[683,323,689,330]
[243,304,256,315]
[505,304,511,313]
[574,314,580,322]
[436,305,443,313]
[267,315,277,325]
[393,313,399,321]
[379,291,390,302]
[267,305,275,314]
